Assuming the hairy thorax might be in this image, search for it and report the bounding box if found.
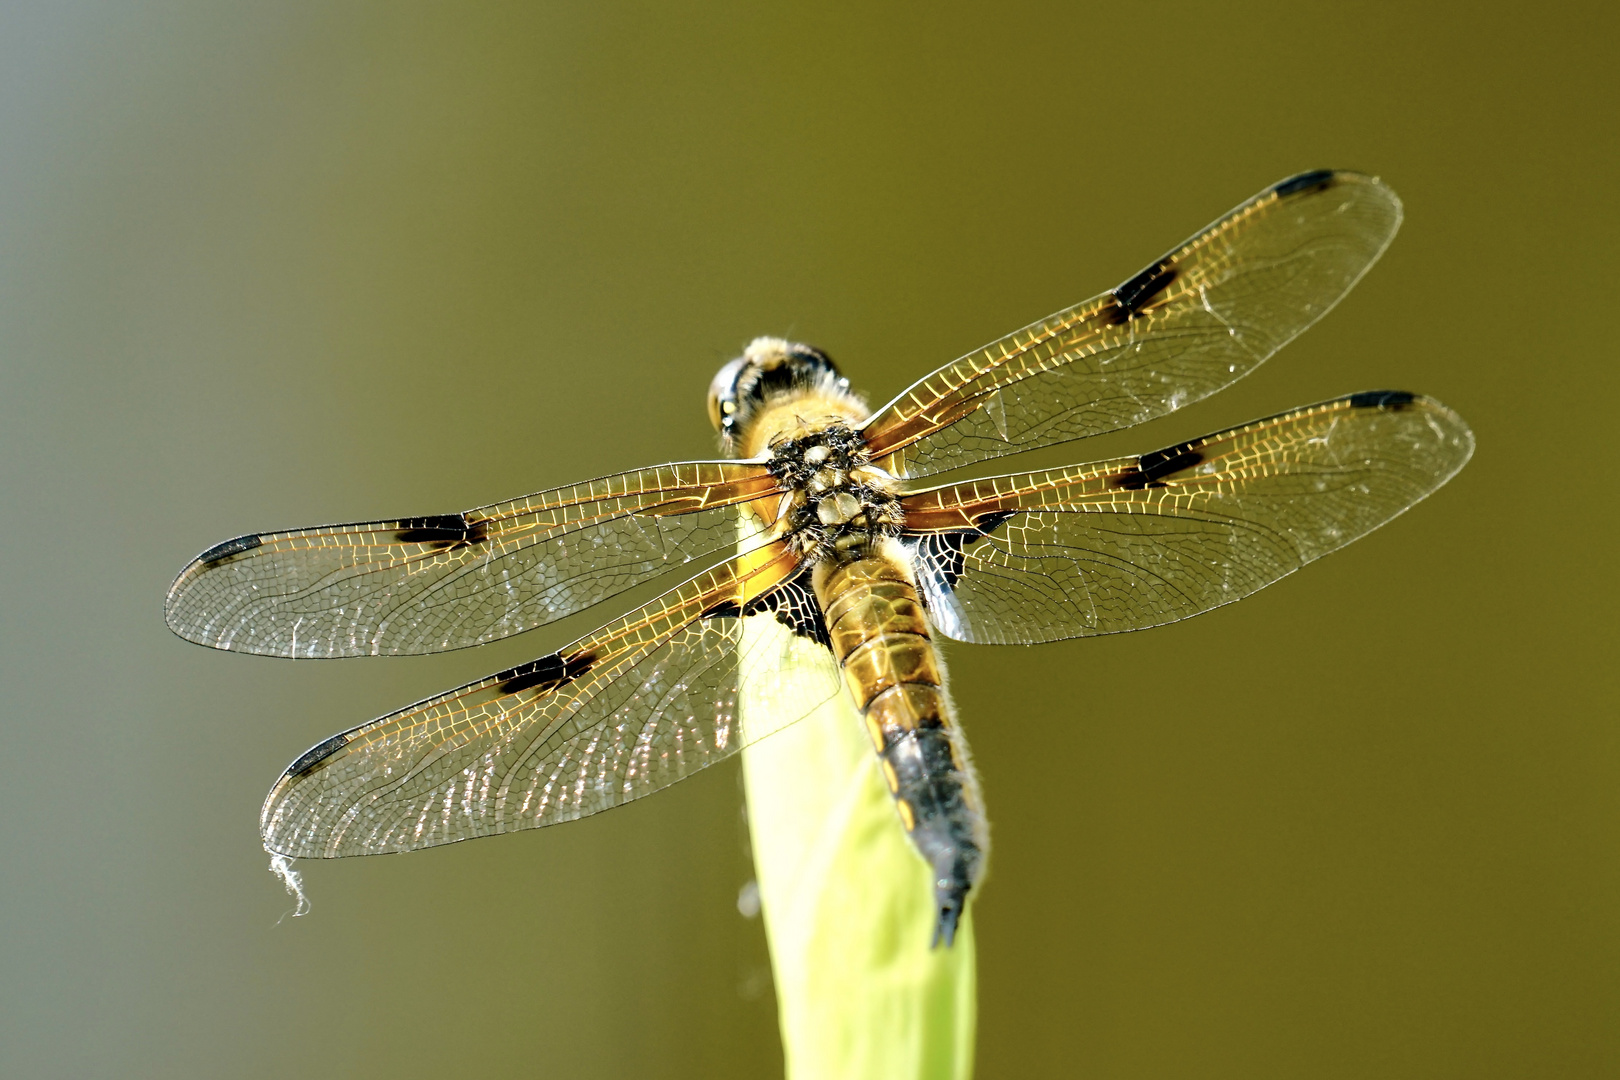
[748,401,905,567]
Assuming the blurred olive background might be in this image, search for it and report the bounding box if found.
[1,2,1614,1077]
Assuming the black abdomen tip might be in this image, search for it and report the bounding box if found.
[933,896,964,949]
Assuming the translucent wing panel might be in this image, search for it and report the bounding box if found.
[901,392,1473,644]
[864,171,1403,478]
[260,543,843,859]
[166,461,780,657]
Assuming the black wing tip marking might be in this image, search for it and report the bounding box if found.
[1347,389,1418,411]
[495,650,598,696]
[394,513,490,549]
[1272,169,1340,198]
[1103,259,1180,325]
[197,533,262,567]
[1111,441,1206,490]
[288,732,352,779]
[1108,172,1360,319]
[1109,393,1424,491]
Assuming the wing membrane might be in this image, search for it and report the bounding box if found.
[900,392,1473,644]
[260,541,844,858]
[166,462,780,657]
[864,170,1404,478]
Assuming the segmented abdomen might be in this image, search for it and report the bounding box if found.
[813,549,986,946]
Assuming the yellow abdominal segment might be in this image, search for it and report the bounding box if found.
[812,545,985,949]
[816,551,956,776]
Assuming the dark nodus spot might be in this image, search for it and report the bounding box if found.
[289,732,351,778]
[1113,442,1204,490]
[1112,260,1179,315]
[1096,298,1131,327]
[495,651,597,696]
[395,513,489,548]
[198,534,261,567]
[1348,389,1417,411]
[1273,169,1338,198]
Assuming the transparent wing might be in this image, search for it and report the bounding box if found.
[166,461,781,657]
[899,392,1473,644]
[863,171,1404,478]
[260,542,844,858]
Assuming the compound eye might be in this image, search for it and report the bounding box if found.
[706,357,747,432]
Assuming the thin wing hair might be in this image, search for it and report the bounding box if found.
[863,170,1403,479]
[261,542,843,859]
[900,391,1473,644]
[166,461,781,657]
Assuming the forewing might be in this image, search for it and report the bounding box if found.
[863,171,1404,478]
[166,461,780,657]
[260,542,843,858]
[900,392,1473,644]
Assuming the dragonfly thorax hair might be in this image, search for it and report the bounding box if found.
[765,421,905,564]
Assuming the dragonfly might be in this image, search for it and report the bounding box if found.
[166,170,1473,947]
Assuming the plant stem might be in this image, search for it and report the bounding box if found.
[741,624,977,1080]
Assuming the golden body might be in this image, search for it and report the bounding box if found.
[723,339,985,944]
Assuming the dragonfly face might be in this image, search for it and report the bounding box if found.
[166,170,1474,947]
[707,336,851,453]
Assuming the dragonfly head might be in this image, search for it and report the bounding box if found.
[708,337,855,454]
